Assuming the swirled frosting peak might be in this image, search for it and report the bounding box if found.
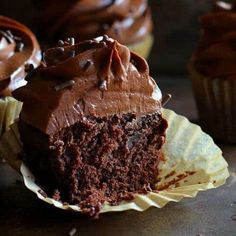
[13,36,162,135]
[34,0,152,45]
[0,16,41,97]
[192,1,236,78]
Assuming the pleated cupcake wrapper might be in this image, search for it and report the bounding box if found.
[0,109,229,213]
[128,33,154,59]
[0,97,22,137]
[189,63,236,143]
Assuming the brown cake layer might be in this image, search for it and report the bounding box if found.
[19,111,167,218]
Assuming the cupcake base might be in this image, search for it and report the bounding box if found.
[189,63,236,143]
[128,34,154,59]
[19,112,167,217]
[0,109,229,216]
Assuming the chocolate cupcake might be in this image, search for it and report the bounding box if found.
[13,36,167,217]
[189,0,236,143]
[33,0,153,58]
[0,16,41,136]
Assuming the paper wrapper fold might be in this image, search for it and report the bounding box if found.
[0,97,22,137]
[189,63,236,143]
[0,109,229,213]
[128,33,154,59]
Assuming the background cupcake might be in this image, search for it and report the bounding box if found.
[32,0,153,58]
[189,0,236,143]
[0,16,41,136]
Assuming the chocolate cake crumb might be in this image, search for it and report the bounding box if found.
[20,112,167,218]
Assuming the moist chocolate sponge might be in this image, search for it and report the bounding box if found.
[20,112,167,218]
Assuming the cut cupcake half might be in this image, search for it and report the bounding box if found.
[11,36,167,218]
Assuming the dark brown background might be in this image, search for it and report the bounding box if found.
[0,0,212,76]
[1,2,236,236]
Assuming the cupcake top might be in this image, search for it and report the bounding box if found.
[192,0,236,79]
[13,36,162,135]
[34,0,152,45]
[0,16,41,97]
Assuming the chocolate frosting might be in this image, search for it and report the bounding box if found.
[13,36,162,135]
[192,0,236,78]
[34,0,152,45]
[0,16,41,97]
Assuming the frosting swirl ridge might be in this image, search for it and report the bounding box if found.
[0,16,41,97]
[35,0,152,45]
[192,1,236,78]
[13,36,161,135]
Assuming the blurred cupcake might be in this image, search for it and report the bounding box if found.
[0,16,41,136]
[189,0,236,143]
[33,0,153,58]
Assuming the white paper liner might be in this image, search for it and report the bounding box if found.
[0,109,229,213]
[0,97,22,137]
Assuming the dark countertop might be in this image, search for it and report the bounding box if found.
[1,78,236,236]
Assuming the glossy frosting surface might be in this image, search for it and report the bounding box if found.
[0,16,41,96]
[35,0,152,45]
[193,0,236,79]
[13,36,162,135]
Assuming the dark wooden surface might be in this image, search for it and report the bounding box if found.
[1,78,236,236]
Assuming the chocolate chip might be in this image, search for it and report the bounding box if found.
[54,80,75,91]
[15,42,24,52]
[99,80,107,91]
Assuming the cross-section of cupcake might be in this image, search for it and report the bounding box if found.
[0,16,41,136]
[13,36,167,218]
